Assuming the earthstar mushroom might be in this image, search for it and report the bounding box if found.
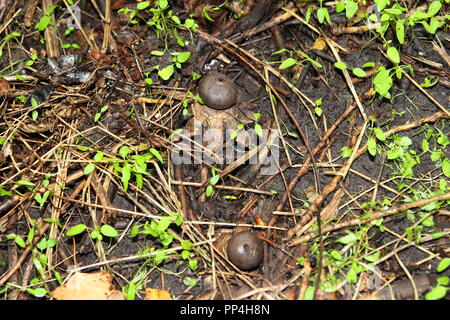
[226,231,264,270]
[198,73,238,110]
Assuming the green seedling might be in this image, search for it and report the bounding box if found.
[35,5,58,31]
[66,223,119,241]
[152,50,191,81]
[305,1,331,25]
[61,43,80,49]
[93,105,109,123]
[0,31,21,59]
[205,168,220,198]
[314,98,323,117]
[273,48,322,70]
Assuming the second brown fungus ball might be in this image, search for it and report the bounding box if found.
[226,231,264,271]
[198,73,238,110]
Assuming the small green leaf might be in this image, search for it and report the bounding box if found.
[337,232,358,244]
[315,107,323,117]
[374,128,386,141]
[149,148,164,163]
[157,217,172,233]
[363,62,375,68]
[121,165,131,191]
[94,152,104,162]
[387,46,400,64]
[188,259,198,271]
[364,251,381,262]
[367,138,377,156]
[35,16,53,31]
[374,66,393,98]
[27,287,48,298]
[36,238,47,251]
[66,224,87,236]
[205,185,214,197]
[15,236,26,248]
[395,20,405,44]
[130,225,140,237]
[279,57,297,70]
[84,163,95,175]
[437,258,450,273]
[0,188,12,196]
[345,0,358,18]
[254,123,263,137]
[340,146,353,158]
[181,240,194,251]
[352,68,366,77]
[158,64,174,81]
[100,224,119,238]
[334,61,347,70]
[346,266,358,284]
[119,146,130,159]
[151,50,165,56]
[210,175,220,186]
[136,1,150,10]
[17,180,36,187]
[436,276,449,286]
[181,250,190,260]
[421,139,430,152]
[427,1,442,16]
[158,0,168,10]
[175,51,191,63]
[91,229,101,240]
[183,277,198,287]
[425,286,447,300]
[329,250,342,260]
[184,19,195,29]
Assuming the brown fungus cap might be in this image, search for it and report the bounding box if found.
[226,231,264,271]
[198,73,238,110]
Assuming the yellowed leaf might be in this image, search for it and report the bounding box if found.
[311,38,327,51]
[144,288,172,300]
[52,272,124,300]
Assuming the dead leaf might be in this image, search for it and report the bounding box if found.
[52,272,124,300]
[144,288,172,300]
[311,38,327,51]
[320,188,344,221]
[0,78,9,96]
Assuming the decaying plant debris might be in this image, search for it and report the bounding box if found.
[0,0,449,301]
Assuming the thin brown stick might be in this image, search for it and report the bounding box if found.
[42,0,60,58]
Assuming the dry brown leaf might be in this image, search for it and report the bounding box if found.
[0,78,9,96]
[144,288,173,300]
[52,272,124,300]
[320,188,344,221]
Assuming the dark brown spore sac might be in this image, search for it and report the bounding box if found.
[227,231,264,271]
[198,73,238,110]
